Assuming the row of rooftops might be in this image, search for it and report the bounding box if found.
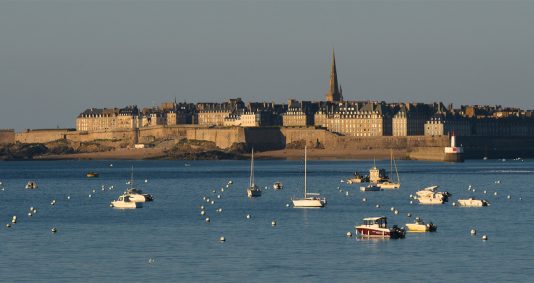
[78,99,534,120]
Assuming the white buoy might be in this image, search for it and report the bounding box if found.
[452,202,457,206]
[472,189,476,192]
[376,204,380,208]
[483,190,487,194]
[50,200,56,206]
[394,210,399,215]
[390,207,395,212]
[286,203,290,207]
[407,213,412,217]
[30,206,34,211]
[110,164,113,167]
[148,258,155,264]
[11,216,16,224]
[409,194,413,198]
[28,212,32,217]
[101,188,105,191]
[145,179,148,183]
[362,198,367,202]
[410,200,413,204]
[32,209,37,214]
[6,223,11,228]
[346,231,353,237]
[246,214,251,219]
[221,188,225,192]
[206,198,210,202]
[200,210,206,216]
[470,229,476,235]
[265,186,268,189]
[519,197,522,201]
[494,192,498,196]
[345,191,349,196]
[271,220,277,226]
[219,236,226,242]
[482,235,488,241]
[203,196,207,201]
[92,189,96,193]
[217,195,221,199]
[212,190,216,193]
[205,217,210,223]
[51,227,57,233]
[200,205,205,210]
[210,200,215,205]
[507,195,511,199]
[89,194,92,198]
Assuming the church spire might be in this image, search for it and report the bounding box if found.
[325,49,342,102]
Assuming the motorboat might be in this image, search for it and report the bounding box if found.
[273,182,283,190]
[123,166,154,202]
[418,194,446,205]
[406,217,437,232]
[377,150,400,189]
[369,159,388,183]
[86,172,99,178]
[25,181,38,189]
[416,186,451,202]
[125,188,154,202]
[247,148,261,198]
[346,172,369,184]
[355,217,405,238]
[360,184,381,192]
[457,197,489,207]
[111,195,143,209]
[292,146,326,208]
[377,181,400,189]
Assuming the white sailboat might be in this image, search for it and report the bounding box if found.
[378,150,400,189]
[247,148,261,198]
[292,146,326,208]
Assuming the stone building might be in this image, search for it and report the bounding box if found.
[76,106,140,131]
[424,115,472,136]
[392,103,434,136]
[282,100,316,127]
[326,102,392,136]
[197,98,245,126]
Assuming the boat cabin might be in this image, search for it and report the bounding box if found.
[362,217,388,228]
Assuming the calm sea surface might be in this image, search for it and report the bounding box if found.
[0,159,533,282]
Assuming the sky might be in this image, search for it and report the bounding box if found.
[1,0,533,130]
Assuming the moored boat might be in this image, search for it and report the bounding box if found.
[406,217,437,232]
[247,149,261,198]
[25,181,38,189]
[125,188,154,202]
[416,186,451,202]
[355,217,405,238]
[457,197,489,207]
[360,184,381,192]
[111,195,143,209]
[346,172,369,184]
[377,150,400,189]
[292,146,326,208]
[86,172,99,178]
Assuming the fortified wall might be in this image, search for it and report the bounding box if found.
[11,126,534,160]
[0,129,15,145]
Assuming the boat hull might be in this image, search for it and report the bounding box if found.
[355,226,405,239]
[457,199,488,207]
[360,186,381,192]
[418,196,444,205]
[247,188,262,198]
[111,201,143,209]
[292,198,325,208]
[406,223,437,232]
[377,182,400,189]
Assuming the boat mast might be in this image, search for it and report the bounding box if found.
[304,145,307,198]
[130,165,134,189]
[250,148,254,187]
[394,158,400,184]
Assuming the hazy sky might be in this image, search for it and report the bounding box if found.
[1,0,533,130]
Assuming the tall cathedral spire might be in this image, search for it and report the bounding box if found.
[325,49,343,102]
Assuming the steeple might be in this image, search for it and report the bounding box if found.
[325,49,343,102]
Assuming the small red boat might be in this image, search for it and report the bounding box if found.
[355,216,406,239]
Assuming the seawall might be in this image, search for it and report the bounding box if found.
[10,126,534,160]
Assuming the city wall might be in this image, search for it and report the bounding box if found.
[11,126,534,159]
[0,129,15,145]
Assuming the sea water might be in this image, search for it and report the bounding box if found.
[0,159,533,282]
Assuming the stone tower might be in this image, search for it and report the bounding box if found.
[325,50,343,102]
